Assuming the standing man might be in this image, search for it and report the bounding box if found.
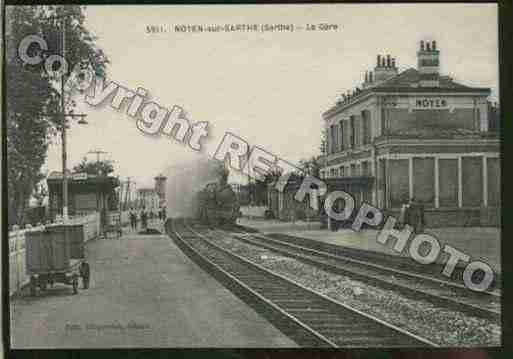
[141,209,148,230]
[79,261,90,289]
[408,198,425,233]
[400,199,409,229]
[129,209,136,231]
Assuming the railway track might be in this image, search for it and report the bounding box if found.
[167,218,437,348]
[204,227,500,323]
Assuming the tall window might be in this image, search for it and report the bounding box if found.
[361,161,369,176]
[329,125,336,154]
[334,124,339,151]
[349,116,356,148]
[343,121,350,150]
[354,117,361,147]
[362,110,371,145]
[381,108,388,136]
[339,120,345,150]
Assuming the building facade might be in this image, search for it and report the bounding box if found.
[319,40,500,226]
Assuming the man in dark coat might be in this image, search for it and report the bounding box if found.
[141,210,148,229]
[408,198,426,233]
[129,210,137,230]
[79,261,90,289]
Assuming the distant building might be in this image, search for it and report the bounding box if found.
[138,188,159,210]
[319,40,500,226]
[154,174,167,208]
[47,171,120,219]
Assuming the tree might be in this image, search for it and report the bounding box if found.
[246,168,282,206]
[6,5,108,225]
[73,157,114,176]
[298,156,322,178]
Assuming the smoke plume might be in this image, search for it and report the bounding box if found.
[164,155,227,218]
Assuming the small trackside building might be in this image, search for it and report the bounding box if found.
[319,40,500,227]
[47,171,120,219]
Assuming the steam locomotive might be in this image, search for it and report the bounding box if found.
[195,182,241,226]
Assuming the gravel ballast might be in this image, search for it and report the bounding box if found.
[201,232,501,347]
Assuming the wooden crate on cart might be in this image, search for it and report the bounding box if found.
[25,225,86,295]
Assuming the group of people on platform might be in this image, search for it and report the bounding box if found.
[399,198,426,233]
[128,208,166,231]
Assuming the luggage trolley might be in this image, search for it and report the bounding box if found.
[26,224,89,295]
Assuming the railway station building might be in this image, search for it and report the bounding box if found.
[319,40,500,227]
[47,171,120,220]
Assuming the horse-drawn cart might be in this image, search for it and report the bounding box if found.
[26,224,89,296]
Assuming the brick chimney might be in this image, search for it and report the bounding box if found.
[417,40,440,87]
[362,70,375,88]
[373,54,398,83]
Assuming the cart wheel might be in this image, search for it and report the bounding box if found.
[72,277,78,294]
[29,277,36,296]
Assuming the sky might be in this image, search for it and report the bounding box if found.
[43,3,499,190]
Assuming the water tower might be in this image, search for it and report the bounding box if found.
[154,173,167,207]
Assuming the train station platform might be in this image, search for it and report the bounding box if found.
[237,218,501,274]
[10,221,296,348]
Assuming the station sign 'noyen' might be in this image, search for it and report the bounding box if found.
[415,97,449,109]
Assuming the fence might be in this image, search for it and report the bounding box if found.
[8,212,106,297]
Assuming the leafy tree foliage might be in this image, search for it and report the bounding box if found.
[73,157,114,176]
[244,156,322,206]
[298,156,322,178]
[6,5,108,225]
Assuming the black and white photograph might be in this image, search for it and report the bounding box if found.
[4,2,503,350]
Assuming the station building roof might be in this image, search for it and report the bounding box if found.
[323,68,491,119]
[47,171,119,190]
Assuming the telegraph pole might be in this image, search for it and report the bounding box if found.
[123,177,132,210]
[61,16,67,221]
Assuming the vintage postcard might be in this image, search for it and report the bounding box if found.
[4,2,501,350]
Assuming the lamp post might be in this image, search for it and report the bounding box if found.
[42,13,88,222]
